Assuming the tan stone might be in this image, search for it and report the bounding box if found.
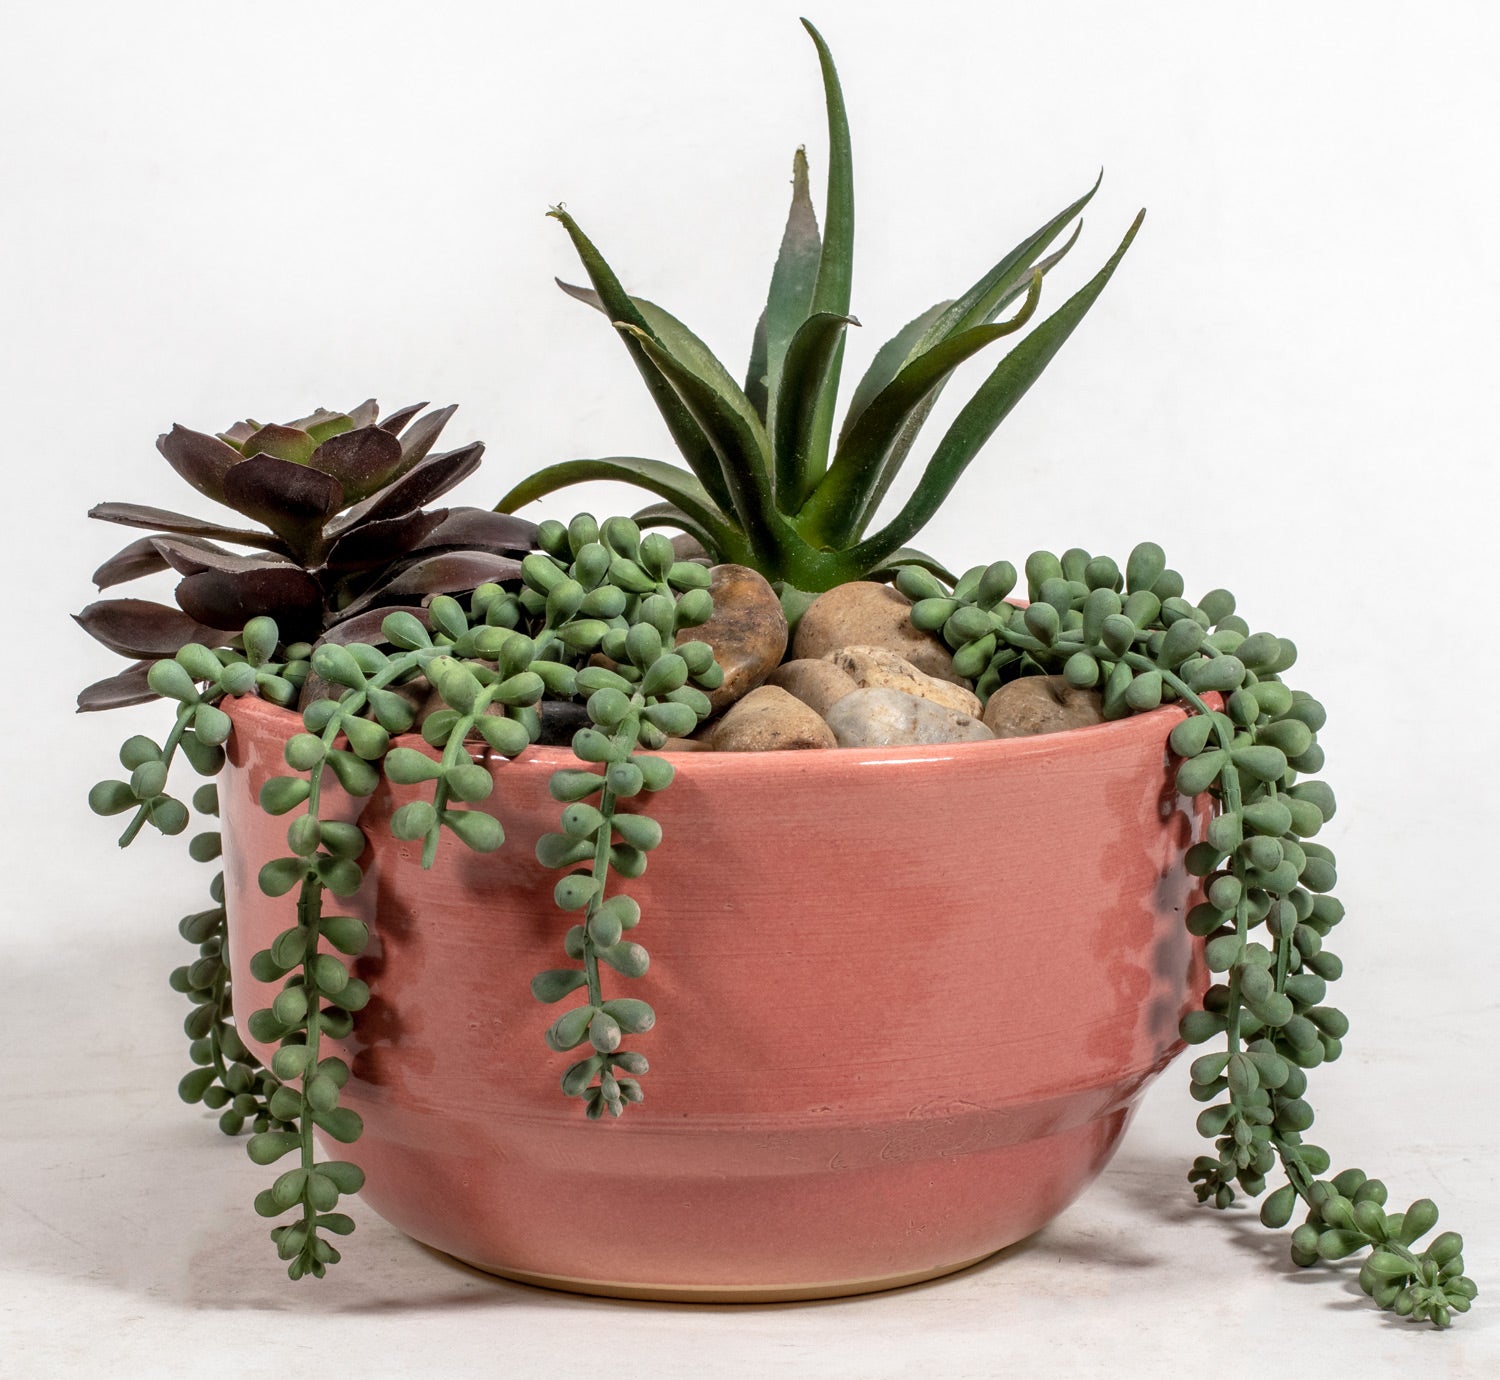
[982,675,1107,738]
[824,687,994,748]
[791,581,965,686]
[765,658,859,718]
[823,644,981,717]
[710,685,837,752]
[679,564,789,714]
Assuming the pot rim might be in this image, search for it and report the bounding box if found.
[227,689,1200,781]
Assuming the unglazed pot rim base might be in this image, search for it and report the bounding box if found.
[446,1248,1002,1304]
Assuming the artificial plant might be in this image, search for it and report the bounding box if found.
[83,20,1475,1328]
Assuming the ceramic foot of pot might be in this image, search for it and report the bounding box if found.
[450,1249,1000,1303]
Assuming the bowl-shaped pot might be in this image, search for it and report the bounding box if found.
[222,694,1208,1301]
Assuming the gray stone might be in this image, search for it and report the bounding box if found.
[823,644,982,717]
[824,687,995,748]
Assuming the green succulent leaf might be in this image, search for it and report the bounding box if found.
[850,209,1144,572]
[747,145,823,430]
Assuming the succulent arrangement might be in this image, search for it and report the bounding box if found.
[82,21,1475,1328]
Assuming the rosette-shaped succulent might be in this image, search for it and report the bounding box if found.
[77,400,537,709]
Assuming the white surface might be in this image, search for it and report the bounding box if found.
[2,0,1498,1375]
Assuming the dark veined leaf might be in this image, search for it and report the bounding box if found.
[222,456,345,552]
[320,604,431,646]
[151,536,294,578]
[322,509,448,571]
[92,534,175,589]
[74,599,233,659]
[849,210,1145,573]
[175,566,324,639]
[549,208,737,519]
[338,551,523,617]
[88,501,288,552]
[375,400,428,435]
[336,442,484,528]
[410,507,538,556]
[346,399,380,429]
[155,425,241,503]
[309,426,405,504]
[747,146,822,431]
[393,403,458,467]
[76,659,157,712]
[801,272,1043,545]
[773,311,858,512]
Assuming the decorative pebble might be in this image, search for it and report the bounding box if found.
[710,685,837,752]
[823,687,994,748]
[792,581,966,686]
[823,644,982,717]
[680,564,789,713]
[982,675,1107,738]
[765,658,859,718]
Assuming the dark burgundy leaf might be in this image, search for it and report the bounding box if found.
[88,501,286,550]
[309,426,404,503]
[77,660,158,712]
[323,508,448,571]
[242,423,318,465]
[376,401,428,435]
[223,455,345,554]
[176,566,325,641]
[346,399,380,429]
[339,550,522,617]
[156,425,242,503]
[151,536,292,578]
[408,506,538,555]
[75,599,234,659]
[93,535,172,589]
[320,604,432,645]
[347,442,485,526]
[397,404,458,465]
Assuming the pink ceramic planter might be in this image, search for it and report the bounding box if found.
[222,694,1209,1301]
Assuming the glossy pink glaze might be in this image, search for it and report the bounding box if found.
[222,695,1208,1298]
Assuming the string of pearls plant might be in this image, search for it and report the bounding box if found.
[92,518,1476,1322]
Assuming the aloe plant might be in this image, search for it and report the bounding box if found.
[498,20,1142,600]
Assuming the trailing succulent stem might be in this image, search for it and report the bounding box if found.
[93,519,720,1277]
[903,543,1477,1328]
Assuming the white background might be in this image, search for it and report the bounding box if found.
[2,1,1497,1375]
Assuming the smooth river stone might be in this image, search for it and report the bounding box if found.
[824,687,994,748]
[765,658,859,718]
[681,564,789,714]
[823,644,982,717]
[710,685,837,752]
[982,675,1107,738]
[791,581,967,686]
